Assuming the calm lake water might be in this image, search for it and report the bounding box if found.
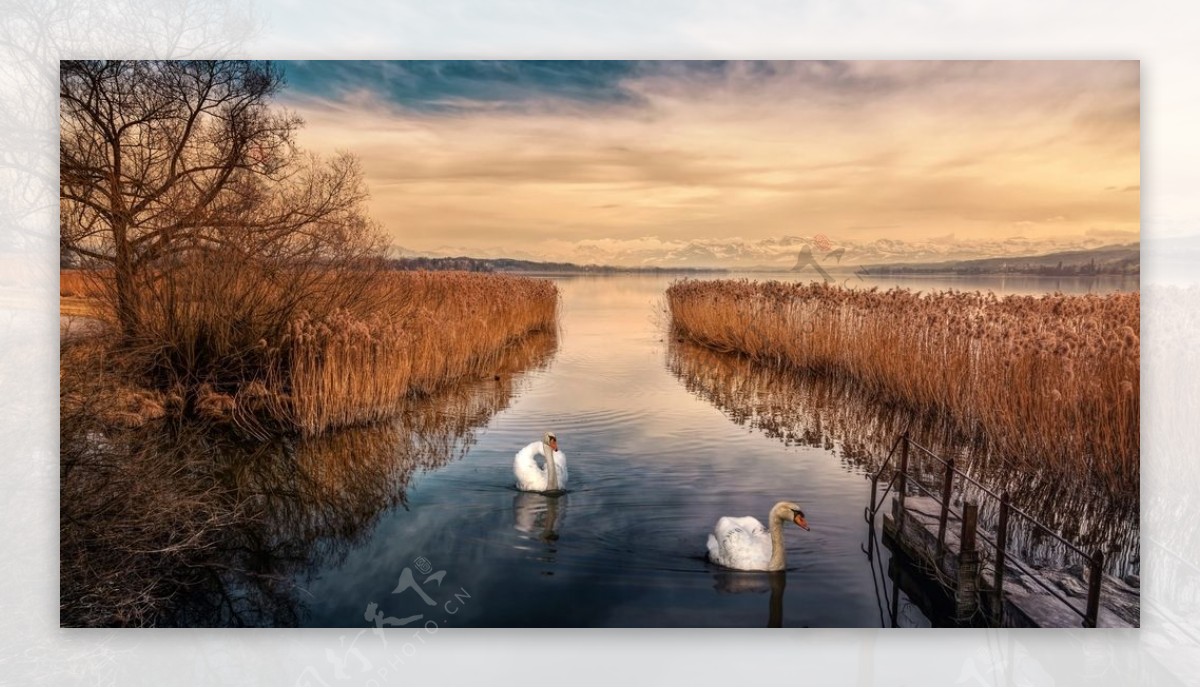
[163,273,1137,627]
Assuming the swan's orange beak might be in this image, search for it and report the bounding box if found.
[793,514,810,531]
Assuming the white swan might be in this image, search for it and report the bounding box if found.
[706,501,809,571]
[513,432,567,493]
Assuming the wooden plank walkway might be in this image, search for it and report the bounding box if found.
[883,495,1139,628]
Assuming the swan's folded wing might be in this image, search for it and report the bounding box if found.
[513,442,544,492]
[718,516,766,537]
[710,516,769,568]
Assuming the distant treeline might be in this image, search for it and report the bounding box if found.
[387,256,728,274]
[863,244,1139,277]
[867,260,1139,277]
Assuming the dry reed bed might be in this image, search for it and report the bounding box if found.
[63,267,559,437]
[284,272,559,435]
[61,269,111,319]
[61,268,110,299]
[666,280,1139,497]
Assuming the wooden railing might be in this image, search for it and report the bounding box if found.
[865,432,1106,628]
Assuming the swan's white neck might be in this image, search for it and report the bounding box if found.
[543,441,558,491]
[768,512,787,571]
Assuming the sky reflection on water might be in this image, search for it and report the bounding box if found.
[162,273,1135,627]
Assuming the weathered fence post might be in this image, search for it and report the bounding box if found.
[937,457,955,559]
[993,492,1010,626]
[956,501,980,621]
[868,474,878,522]
[895,434,910,527]
[1084,549,1105,628]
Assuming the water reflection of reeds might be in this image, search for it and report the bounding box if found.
[667,339,1138,579]
[62,331,557,627]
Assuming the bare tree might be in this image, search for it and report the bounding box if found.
[59,60,374,337]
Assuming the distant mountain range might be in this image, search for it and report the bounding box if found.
[394,233,1139,270]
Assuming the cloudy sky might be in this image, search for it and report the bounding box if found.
[278,60,1139,266]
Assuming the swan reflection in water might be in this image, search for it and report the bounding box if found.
[712,570,788,627]
[513,490,568,544]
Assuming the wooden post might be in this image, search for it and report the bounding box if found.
[937,458,955,559]
[1084,549,1104,628]
[993,492,1010,626]
[959,502,978,557]
[896,435,909,527]
[868,474,878,522]
[956,501,980,621]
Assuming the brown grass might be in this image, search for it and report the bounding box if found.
[60,269,100,298]
[62,261,558,437]
[60,269,110,319]
[667,280,1139,497]
[284,271,559,435]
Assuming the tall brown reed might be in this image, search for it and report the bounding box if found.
[60,269,100,298]
[285,272,559,435]
[65,258,559,437]
[666,280,1139,497]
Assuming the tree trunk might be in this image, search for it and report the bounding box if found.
[113,220,138,340]
[110,130,138,340]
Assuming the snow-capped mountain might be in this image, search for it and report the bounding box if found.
[391,233,1138,269]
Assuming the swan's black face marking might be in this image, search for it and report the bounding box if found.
[791,508,810,531]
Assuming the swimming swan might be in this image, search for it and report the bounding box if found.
[706,501,809,571]
[513,432,567,493]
